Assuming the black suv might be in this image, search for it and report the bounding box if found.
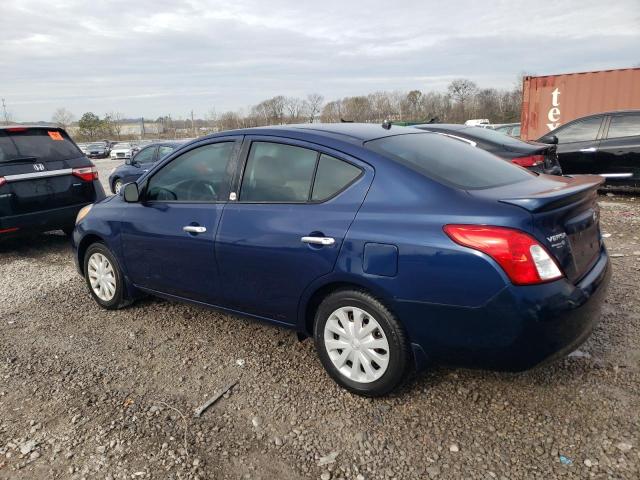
[539,110,640,190]
[0,126,105,238]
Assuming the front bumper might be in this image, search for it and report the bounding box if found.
[398,247,611,371]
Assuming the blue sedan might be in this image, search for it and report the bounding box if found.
[108,141,184,194]
[72,124,611,396]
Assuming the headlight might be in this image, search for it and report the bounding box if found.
[75,204,93,224]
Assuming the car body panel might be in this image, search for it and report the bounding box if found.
[73,124,611,372]
[540,110,640,189]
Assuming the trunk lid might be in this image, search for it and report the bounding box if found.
[0,128,96,216]
[472,174,604,283]
[503,141,561,172]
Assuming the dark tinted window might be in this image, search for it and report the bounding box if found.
[312,154,361,201]
[366,132,532,189]
[554,117,602,143]
[456,126,525,147]
[158,145,176,158]
[0,128,81,163]
[146,142,235,202]
[134,145,156,163]
[240,142,317,202]
[608,115,640,138]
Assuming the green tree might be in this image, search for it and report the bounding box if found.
[78,112,103,140]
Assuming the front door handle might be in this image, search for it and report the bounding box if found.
[579,147,597,153]
[183,225,207,234]
[301,236,335,246]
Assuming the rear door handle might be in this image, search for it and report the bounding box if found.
[183,225,207,234]
[579,147,597,152]
[301,236,335,246]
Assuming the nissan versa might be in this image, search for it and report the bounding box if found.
[72,123,611,396]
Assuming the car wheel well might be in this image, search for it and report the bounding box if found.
[111,177,121,192]
[303,282,383,337]
[77,234,104,275]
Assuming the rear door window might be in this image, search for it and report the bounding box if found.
[554,117,602,143]
[366,132,532,189]
[607,115,640,139]
[240,142,317,202]
[0,128,81,163]
[158,145,176,159]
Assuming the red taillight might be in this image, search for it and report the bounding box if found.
[72,166,98,182]
[443,225,563,285]
[0,227,19,234]
[7,127,28,132]
[511,155,544,167]
[0,176,6,188]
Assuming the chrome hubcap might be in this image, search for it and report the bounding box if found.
[324,306,390,383]
[114,181,122,194]
[87,252,116,302]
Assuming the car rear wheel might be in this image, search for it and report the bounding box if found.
[84,243,131,310]
[313,289,410,397]
[113,179,123,195]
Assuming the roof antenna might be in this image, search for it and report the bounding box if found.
[381,119,392,130]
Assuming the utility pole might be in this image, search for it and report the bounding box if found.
[1,98,9,125]
[191,110,195,138]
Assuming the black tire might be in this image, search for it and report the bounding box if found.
[83,242,132,310]
[313,289,411,397]
[112,178,122,195]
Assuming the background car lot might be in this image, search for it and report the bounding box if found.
[0,168,638,479]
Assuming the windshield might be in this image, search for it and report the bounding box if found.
[366,132,533,190]
[113,143,131,149]
[87,143,104,149]
[0,128,82,163]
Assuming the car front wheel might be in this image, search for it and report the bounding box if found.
[113,179,123,195]
[314,289,410,397]
[84,243,131,310]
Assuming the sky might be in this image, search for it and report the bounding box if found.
[1,0,639,122]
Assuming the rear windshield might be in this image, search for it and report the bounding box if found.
[458,126,526,147]
[0,128,82,163]
[366,132,533,189]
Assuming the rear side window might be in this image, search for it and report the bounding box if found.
[0,128,81,163]
[366,132,532,189]
[608,115,640,138]
[554,117,602,143]
[312,154,362,201]
[240,142,317,202]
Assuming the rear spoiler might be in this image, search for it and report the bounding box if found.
[499,175,604,213]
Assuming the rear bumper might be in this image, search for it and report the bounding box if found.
[398,247,611,371]
[0,202,89,236]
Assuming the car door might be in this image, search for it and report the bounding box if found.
[552,116,605,174]
[215,137,373,324]
[120,137,242,303]
[596,113,640,186]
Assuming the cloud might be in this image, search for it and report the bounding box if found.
[1,0,638,121]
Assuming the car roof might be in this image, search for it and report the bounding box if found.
[0,124,62,130]
[202,123,419,145]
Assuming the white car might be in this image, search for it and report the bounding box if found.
[110,143,135,160]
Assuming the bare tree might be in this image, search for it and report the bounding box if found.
[305,93,324,123]
[284,97,304,123]
[52,107,74,129]
[106,111,124,139]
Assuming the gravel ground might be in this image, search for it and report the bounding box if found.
[0,165,638,479]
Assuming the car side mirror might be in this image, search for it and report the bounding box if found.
[540,134,559,145]
[123,183,140,202]
[125,158,132,165]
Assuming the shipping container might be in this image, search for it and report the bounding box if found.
[520,68,640,140]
